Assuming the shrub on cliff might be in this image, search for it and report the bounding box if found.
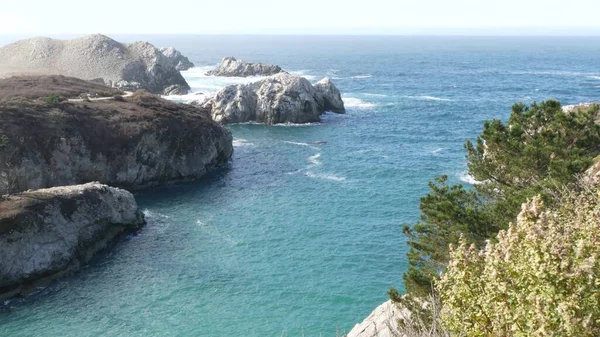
[437,186,600,336]
[402,101,600,296]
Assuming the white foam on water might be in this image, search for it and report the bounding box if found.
[232,139,255,147]
[308,153,323,167]
[142,209,171,220]
[305,171,347,182]
[588,75,600,80]
[343,97,376,109]
[289,70,317,81]
[180,66,269,95]
[407,95,452,102]
[431,147,445,153]
[273,122,322,127]
[458,172,482,185]
[283,141,320,150]
[364,93,388,97]
[351,74,372,79]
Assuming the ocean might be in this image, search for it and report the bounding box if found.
[1,35,599,336]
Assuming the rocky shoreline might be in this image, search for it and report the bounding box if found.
[0,182,145,301]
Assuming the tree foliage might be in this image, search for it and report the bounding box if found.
[401,101,600,296]
[438,186,600,336]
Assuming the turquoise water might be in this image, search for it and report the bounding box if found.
[1,36,600,336]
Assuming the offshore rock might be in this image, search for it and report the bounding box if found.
[206,57,283,77]
[197,73,345,124]
[0,182,145,300]
[0,34,192,95]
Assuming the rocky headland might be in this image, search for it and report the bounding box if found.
[0,34,194,95]
[0,182,145,300]
[206,56,284,77]
[0,75,233,195]
[195,73,345,124]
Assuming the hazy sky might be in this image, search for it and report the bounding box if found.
[1,0,600,35]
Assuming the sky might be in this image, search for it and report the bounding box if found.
[1,0,600,35]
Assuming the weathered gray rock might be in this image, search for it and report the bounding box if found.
[160,47,195,71]
[0,76,233,194]
[0,35,192,95]
[197,73,345,124]
[313,78,346,113]
[0,182,145,300]
[345,300,410,337]
[206,57,283,77]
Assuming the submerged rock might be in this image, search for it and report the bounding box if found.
[197,73,345,124]
[0,76,233,194]
[0,182,145,300]
[0,34,192,95]
[206,57,283,77]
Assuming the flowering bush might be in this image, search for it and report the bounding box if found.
[437,186,600,336]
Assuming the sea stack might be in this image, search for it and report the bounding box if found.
[206,57,284,77]
[0,183,145,301]
[197,73,346,124]
[0,34,194,95]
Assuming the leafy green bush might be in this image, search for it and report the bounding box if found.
[438,186,600,336]
[44,94,62,105]
[401,101,600,296]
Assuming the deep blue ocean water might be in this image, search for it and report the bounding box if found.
[0,36,599,337]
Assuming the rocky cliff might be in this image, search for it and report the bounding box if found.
[0,35,193,95]
[206,57,284,77]
[0,76,233,194]
[0,182,145,300]
[345,300,409,337]
[196,73,345,124]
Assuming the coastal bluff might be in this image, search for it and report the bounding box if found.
[0,75,233,195]
[196,73,345,124]
[0,34,194,95]
[0,182,145,301]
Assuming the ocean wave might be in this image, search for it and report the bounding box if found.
[305,171,346,182]
[511,70,600,77]
[351,74,372,79]
[588,75,600,80]
[431,147,445,154]
[232,139,255,147]
[289,70,317,81]
[343,97,376,109]
[406,95,452,102]
[308,153,323,167]
[180,66,268,94]
[363,93,388,97]
[283,141,320,150]
[458,172,482,185]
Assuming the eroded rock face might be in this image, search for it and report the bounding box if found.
[197,73,345,124]
[160,47,195,71]
[0,35,192,95]
[206,57,283,77]
[0,78,233,194]
[0,182,145,300]
[345,300,410,337]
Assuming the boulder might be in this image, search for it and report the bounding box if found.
[197,73,345,124]
[0,182,145,300]
[345,300,410,337]
[206,57,283,77]
[0,76,233,194]
[0,35,192,95]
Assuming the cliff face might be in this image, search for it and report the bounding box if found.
[197,73,345,124]
[0,76,233,195]
[0,182,145,300]
[0,35,193,95]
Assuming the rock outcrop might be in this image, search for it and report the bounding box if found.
[0,76,233,194]
[196,73,345,124]
[160,47,194,71]
[206,57,283,77]
[345,300,410,337]
[0,34,193,95]
[0,182,145,300]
